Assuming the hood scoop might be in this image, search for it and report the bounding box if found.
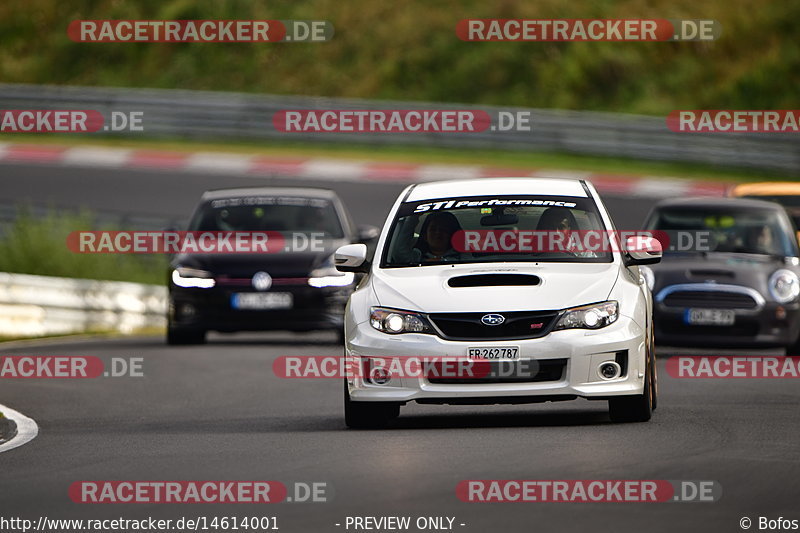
[448,274,541,288]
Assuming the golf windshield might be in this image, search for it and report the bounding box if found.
[188,196,344,238]
[382,195,612,267]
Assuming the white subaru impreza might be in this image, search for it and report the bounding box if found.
[335,178,661,428]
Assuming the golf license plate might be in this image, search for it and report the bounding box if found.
[231,292,293,310]
[467,346,519,360]
[685,308,735,326]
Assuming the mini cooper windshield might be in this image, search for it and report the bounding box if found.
[646,206,798,257]
[382,195,612,267]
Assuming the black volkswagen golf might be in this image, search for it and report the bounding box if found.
[167,187,375,344]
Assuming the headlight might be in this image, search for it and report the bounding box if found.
[308,257,355,288]
[769,269,800,303]
[171,267,215,288]
[370,307,433,334]
[639,265,655,291]
[554,301,618,330]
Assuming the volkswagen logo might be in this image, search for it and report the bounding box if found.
[481,313,505,326]
[252,271,272,291]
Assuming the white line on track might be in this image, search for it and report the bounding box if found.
[0,403,39,454]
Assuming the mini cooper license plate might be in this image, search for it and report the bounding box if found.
[685,308,735,326]
[467,346,520,360]
[232,292,293,310]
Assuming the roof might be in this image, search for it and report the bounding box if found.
[200,187,338,201]
[654,196,785,210]
[730,182,800,197]
[404,178,589,202]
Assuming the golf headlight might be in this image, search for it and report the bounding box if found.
[370,307,433,334]
[769,269,800,303]
[639,265,655,291]
[171,267,215,288]
[554,301,618,330]
[308,257,355,288]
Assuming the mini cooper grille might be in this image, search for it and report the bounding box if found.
[428,311,559,340]
[427,359,568,384]
[662,290,758,309]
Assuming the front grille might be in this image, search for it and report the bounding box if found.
[427,358,567,384]
[662,290,758,309]
[428,310,559,340]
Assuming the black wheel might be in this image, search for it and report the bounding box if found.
[166,327,206,345]
[343,380,400,429]
[608,362,653,423]
[785,335,800,356]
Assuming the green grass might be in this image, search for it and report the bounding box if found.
[1,0,798,114]
[0,209,167,284]
[2,132,787,183]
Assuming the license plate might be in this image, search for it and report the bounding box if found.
[685,308,735,326]
[231,292,293,310]
[467,346,519,360]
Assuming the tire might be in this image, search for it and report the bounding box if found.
[650,332,658,411]
[608,363,653,423]
[166,327,206,345]
[336,328,346,346]
[344,380,400,429]
[785,335,800,356]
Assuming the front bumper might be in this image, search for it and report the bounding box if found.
[654,301,800,348]
[169,284,352,332]
[345,316,647,403]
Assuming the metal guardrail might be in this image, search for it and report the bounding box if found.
[0,272,166,337]
[0,83,797,174]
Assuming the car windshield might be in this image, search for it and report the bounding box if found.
[645,206,798,257]
[381,195,611,267]
[188,196,344,238]
[740,195,800,208]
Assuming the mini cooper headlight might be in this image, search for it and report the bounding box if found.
[171,267,215,288]
[370,307,433,334]
[769,269,800,303]
[554,301,619,330]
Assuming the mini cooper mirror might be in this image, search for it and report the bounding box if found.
[625,235,662,265]
[335,243,370,273]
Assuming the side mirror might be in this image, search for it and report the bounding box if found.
[357,225,380,243]
[335,243,370,273]
[624,235,662,265]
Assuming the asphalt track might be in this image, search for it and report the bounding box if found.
[1,161,798,533]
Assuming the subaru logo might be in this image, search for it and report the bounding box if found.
[252,271,272,291]
[481,314,505,326]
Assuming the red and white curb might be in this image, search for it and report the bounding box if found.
[0,403,39,454]
[0,142,731,198]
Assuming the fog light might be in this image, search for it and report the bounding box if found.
[598,361,622,381]
[369,367,391,385]
[179,303,196,318]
